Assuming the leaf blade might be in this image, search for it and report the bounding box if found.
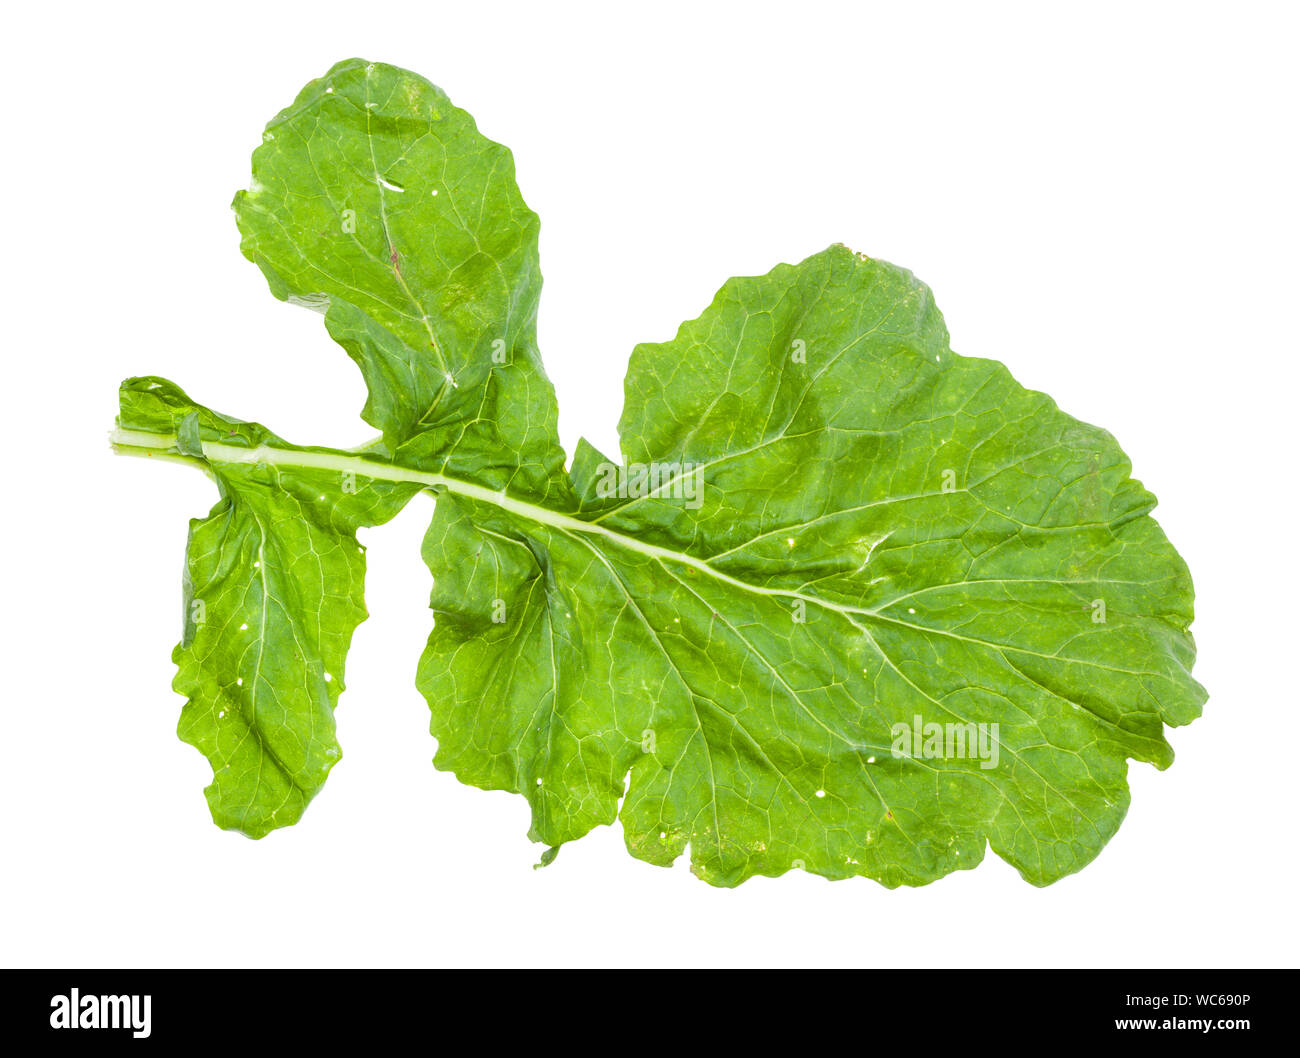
[417,246,1205,886]
[233,58,568,502]
[118,378,421,836]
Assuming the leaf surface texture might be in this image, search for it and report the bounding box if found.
[113,60,1204,885]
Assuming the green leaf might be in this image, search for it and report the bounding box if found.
[416,246,1204,887]
[113,61,1204,884]
[233,58,568,503]
[115,378,420,836]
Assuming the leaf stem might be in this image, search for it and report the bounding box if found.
[109,427,879,624]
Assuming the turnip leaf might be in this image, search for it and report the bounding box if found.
[112,61,1204,885]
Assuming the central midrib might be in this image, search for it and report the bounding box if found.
[110,427,881,624]
[113,427,1097,825]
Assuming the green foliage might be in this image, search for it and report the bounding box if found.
[112,60,1204,886]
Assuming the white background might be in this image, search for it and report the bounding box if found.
[4,1,1296,968]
